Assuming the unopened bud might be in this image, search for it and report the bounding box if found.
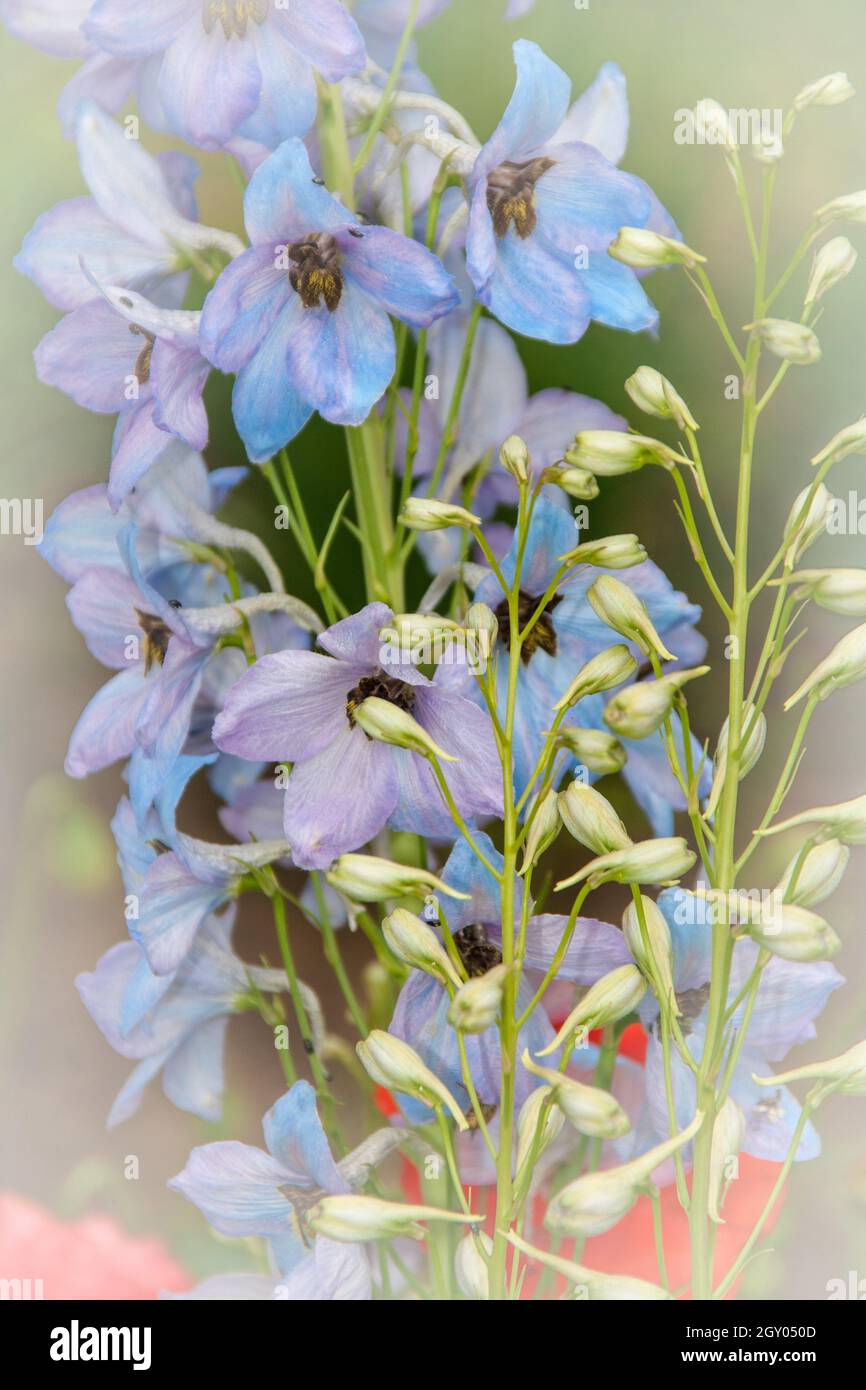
[556,726,627,775]
[811,418,866,468]
[554,644,638,711]
[608,227,706,269]
[705,705,767,817]
[816,190,866,227]
[694,98,736,151]
[743,318,821,364]
[752,129,784,164]
[623,894,679,1016]
[521,1050,631,1139]
[499,434,530,484]
[556,838,696,892]
[515,1086,565,1178]
[746,903,840,962]
[805,237,857,305]
[382,908,463,988]
[356,1030,468,1128]
[537,964,646,1057]
[559,534,647,570]
[519,788,561,874]
[447,963,509,1034]
[754,1038,866,1097]
[455,1232,493,1299]
[603,666,709,739]
[379,612,460,650]
[557,780,631,856]
[761,793,866,845]
[789,568,866,617]
[399,497,481,531]
[624,366,699,432]
[326,854,470,903]
[795,72,855,111]
[784,482,833,564]
[708,1097,746,1224]
[784,621,866,708]
[354,696,456,762]
[587,575,676,661]
[547,465,600,500]
[508,1232,671,1300]
[307,1194,478,1242]
[776,838,849,907]
[565,431,680,476]
[464,602,498,646]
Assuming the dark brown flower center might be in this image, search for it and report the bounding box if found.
[289,232,343,312]
[129,324,154,385]
[453,923,503,978]
[675,983,711,1028]
[486,157,555,239]
[202,0,269,38]
[494,589,562,664]
[346,671,416,728]
[136,600,180,675]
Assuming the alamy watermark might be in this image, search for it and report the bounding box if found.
[0,497,43,545]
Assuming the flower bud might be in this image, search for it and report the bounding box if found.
[754,1038,866,1097]
[805,237,857,305]
[795,72,855,110]
[752,129,784,164]
[519,788,561,874]
[379,612,460,651]
[536,964,646,1057]
[356,1030,469,1128]
[545,1111,704,1236]
[399,497,481,531]
[382,908,463,988]
[515,1085,565,1177]
[565,431,679,476]
[746,903,841,962]
[608,227,706,269]
[811,418,866,468]
[447,963,509,1034]
[704,704,767,817]
[587,575,676,661]
[559,534,647,570]
[789,568,866,617]
[464,601,498,646]
[553,644,638,711]
[557,780,631,856]
[694,98,736,151]
[326,854,470,903]
[521,1051,631,1139]
[776,838,849,907]
[499,434,530,484]
[784,621,866,708]
[556,838,696,891]
[708,1097,746,1224]
[307,1194,478,1242]
[508,1232,672,1300]
[784,482,833,562]
[743,318,821,364]
[816,190,866,227]
[603,666,709,739]
[547,465,600,500]
[556,726,627,775]
[623,894,679,1016]
[455,1232,493,1299]
[761,793,866,845]
[624,366,699,432]
[354,696,457,763]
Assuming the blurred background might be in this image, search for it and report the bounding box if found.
[1,0,865,1297]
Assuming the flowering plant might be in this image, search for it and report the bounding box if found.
[7,0,866,1301]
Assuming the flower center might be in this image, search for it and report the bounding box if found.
[346,671,416,727]
[494,589,562,664]
[289,233,344,312]
[201,0,269,38]
[486,157,555,239]
[129,324,154,385]
[453,923,503,978]
[136,600,181,675]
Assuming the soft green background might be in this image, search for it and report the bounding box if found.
[1,0,865,1297]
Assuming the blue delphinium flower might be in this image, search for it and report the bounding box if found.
[465,41,676,343]
[15,102,242,312]
[83,0,365,150]
[633,888,845,1163]
[213,601,503,869]
[199,138,459,462]
[389,834,631,1183]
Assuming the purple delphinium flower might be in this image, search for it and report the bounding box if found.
[77,909,287,1125]
[15,101,242,313]
[83,0,365,151]
[213,601,503,869]
[199,138,460,462]
[35,278,211,507]
[465,42,676,343]
[632,889,845,1164]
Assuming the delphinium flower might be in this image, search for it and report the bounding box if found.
[200,138,459,461]
[464,42,677,343]
[15,101,242,312]
[213,601,503,868]
[170,1081,405,1296]
[82,0,365,150]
